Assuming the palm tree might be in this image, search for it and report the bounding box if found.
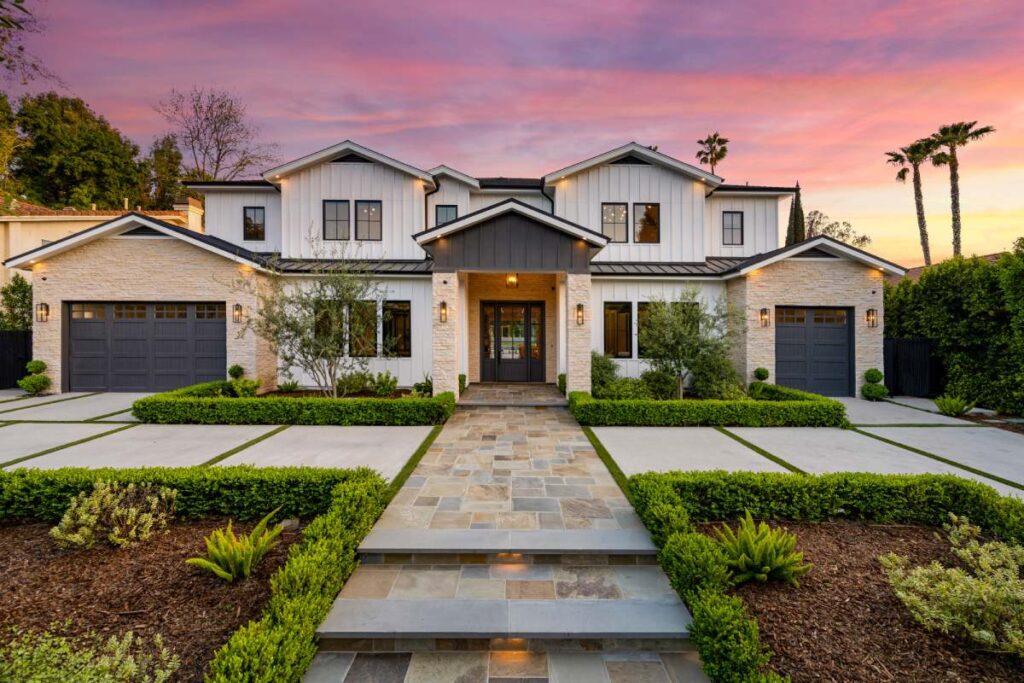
[886,138,937,266]
[930,121,995,256]
[696,132,729,175]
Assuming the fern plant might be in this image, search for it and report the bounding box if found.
[933,395,975,417]
[187,507,284,582]
[713,510,812,586]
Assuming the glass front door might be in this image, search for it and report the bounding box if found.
[481,302,544,382]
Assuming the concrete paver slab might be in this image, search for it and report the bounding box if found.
[888,396,996,417]
[0,392,92,414]
[593,426,788,475]
[215,425,431,479]
[8,424,275,470]
[0,422,120,464]
[837,397,971,425]
[4,393,152,421]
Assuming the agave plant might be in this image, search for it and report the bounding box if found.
[713,510,812,586]
[186,507,283,582]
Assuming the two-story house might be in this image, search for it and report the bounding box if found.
[4,140,904,396]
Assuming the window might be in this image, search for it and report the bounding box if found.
[154,304,187,319]
[243,206,266,241]
[71,303,105,320]
[349,300,378,357]
[777,308,806,324]
[722,211,744,246]
[323,200,350,240]
[435,205,458,226]
[114,303,147,319]
[383,301,412,357]
[634,203,660,243]
[601,203,628,242]
[195,303,226,319]
[813,308,848,325]
[355,200,382,240]
[603,302,632,358]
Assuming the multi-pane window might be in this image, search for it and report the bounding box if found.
[383,301,412,358]
[195,303,226,319]
[349,300,378,357]
[603,302,632,358]
[813,308,848,324]
[323,200,350,241]
[114,303,147,319]
[435,205,458,226]
[243,206,265,241]
[155,304,187,319]
[71,303,105,320]
[601,203,628,242]
[776,308,806,324]
[355,200,383,240]
[634,203,660,243]
[722,211,744,246]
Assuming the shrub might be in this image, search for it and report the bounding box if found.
[714,511,812,586]
[688,589,773,683]
[753,367,770,381]
[458,373,467,393]
[641,369,677,400]
[660,531,731,601]
[591,351,618,393]
[691,350,745,400]
[880,513,1024,656]
[864,368,883,384]
[0,628,179,683]
[278,380,300,393]
[596,377,651,400]
[934,395,975,417]
[50,481,176,550]
[17,373,50,396]
[24,359,46,375]
[413,374,433,396]
[861,382,888,401]
[336,371,372,396]
[371,371,398,397]
[187,507,284,582]
[557,373,566,395]
[228,364,245,380]
[231,378,261,398]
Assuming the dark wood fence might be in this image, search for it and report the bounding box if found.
[883,338,941,397]
[0,330,31,389]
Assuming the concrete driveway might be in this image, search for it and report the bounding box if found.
[0,392,150,421]
[836,397,971,426]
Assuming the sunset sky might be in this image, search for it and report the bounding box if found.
[16,0,1024,266]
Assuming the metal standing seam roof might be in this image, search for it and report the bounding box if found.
[268,259,434,274]
[589,258,746,276]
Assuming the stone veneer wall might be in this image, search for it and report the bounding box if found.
[565,273,592,393]
[431,272,460,396]
[29,237,276,393]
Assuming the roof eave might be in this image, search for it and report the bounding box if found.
[722,236,907,279]
[263,140,435,184]
[543,142,723,186]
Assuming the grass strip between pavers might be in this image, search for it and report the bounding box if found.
[387,423,443,502]
[86,408,134,422]
[851,423,986,428]
[0,392,100,415]
[580,426,633,505]
[1,419,138,425]
[715,426,805,473]
[852,427,1024,492]
[0,395,29,405]
[0,423,139,469]
[199,424,290,467]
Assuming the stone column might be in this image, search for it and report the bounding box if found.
[431,272,460,397]
[565,273,592,394]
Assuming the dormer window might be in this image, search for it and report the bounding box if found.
[355,200,383,240]
[634,203,660,243]
[243,206,265,241]
[323,200,350,240]
[723,211,744,245]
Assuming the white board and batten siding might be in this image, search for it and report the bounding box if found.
[203,191,283,252]
[468,191,548,213]
[279,162,427,260]
[590,278,727,378]
[704,195,784,258]
[553,164,706,262]
[426,180,471,229]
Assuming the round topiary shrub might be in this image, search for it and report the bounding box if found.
[228,364,245,380]
[861,382,888,401]
[18,373,51,396]
[753,367,770,381]
[25,359,47,375]
[864,368,884,384]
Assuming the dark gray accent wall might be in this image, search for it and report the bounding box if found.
[424,213,596,273]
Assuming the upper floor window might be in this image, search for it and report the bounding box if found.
[603,302,632,358]
[355,200,383,241]
[723,211,744,246]
[323,200,350,241]
[634,203,660,243]
[601,203,628,243]
[243,206,265,241]
[435,205,458,226]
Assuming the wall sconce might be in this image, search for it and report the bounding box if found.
[35,303,49,322]
[439,300,448,323]
[866,308,878,328]
[576,303,585,326]
[759,308,770,327]
[232,303,245,323]
[505,272,518,289]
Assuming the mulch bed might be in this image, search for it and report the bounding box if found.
[0,519,302,681]
[718,520,1024,682]
[960,412,1024,435]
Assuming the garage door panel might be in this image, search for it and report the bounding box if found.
[776,306,852,396]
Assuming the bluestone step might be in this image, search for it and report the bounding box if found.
[358,528,657,556]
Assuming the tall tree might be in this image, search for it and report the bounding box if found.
[930,121,995,256]
[14,92,145,208]
[785,183,805,245]
[0,91,22,205]
[805,210,872,248]
[155,87,277,180]
[886,138,937,265]
[695,132,729,175]
[0,0,57,84]
[0,272,31,330]
[144,134,183,209]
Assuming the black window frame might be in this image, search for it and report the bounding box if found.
[383,300,412,358]
[243,206,266,241]
[600,202,629,243]
[323,200,350,241]
[355,200,383,241]
[603,302,633,359]
[348,300,378,358]
[722,211,744,246]
[633,202,661,244]
[435,204,458,227]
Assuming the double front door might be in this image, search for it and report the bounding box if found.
[481,302,545,382]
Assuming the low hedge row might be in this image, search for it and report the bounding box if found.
[131,381,456,425]
[628,471,1024,682]
[568,385,846,427]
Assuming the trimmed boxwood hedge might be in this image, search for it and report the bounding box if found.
[568,383,846,428]
[131,381,456,426]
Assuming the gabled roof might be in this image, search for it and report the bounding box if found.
[721,235,906,278]
[263,140,435,184]
[543,142,723,186]
[427,165,480,189]
[477,177,544,190]
[708,184,797,196]
[413,198,609,247]
[183,180,279,192]
[3,213,272,271]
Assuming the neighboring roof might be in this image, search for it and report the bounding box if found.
[263,140,435,184]
[721,235,906,278]
[477,177,544,190]
[427,165,480,189]
[183,180,279,192]
[0,198,186,221]
[591,257,745,277]
[543,142,723,186]
[708,184,798,196]
[413,198,609,247]
[271,259,432,275]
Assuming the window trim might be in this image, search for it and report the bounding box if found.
[382,300,412,358]
[354,199,383,242]
[435,204,458,227]
[242,206,266,242]
[632,202,661,244]
[600,202,629,243]
[603,301,633,359]
[322,200,351,241]
[722,210,744,246]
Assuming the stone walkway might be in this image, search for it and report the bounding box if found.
[459,383,568,407]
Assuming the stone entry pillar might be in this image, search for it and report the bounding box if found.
[565,273,592,394]
[432,272,461,397]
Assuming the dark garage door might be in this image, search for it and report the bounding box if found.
[775,307,853,396]
[67,302,227,392]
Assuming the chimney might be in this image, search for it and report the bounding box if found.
[123,197,129,210]
[172,196,205,233]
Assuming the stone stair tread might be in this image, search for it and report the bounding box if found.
[359,528,657,555]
